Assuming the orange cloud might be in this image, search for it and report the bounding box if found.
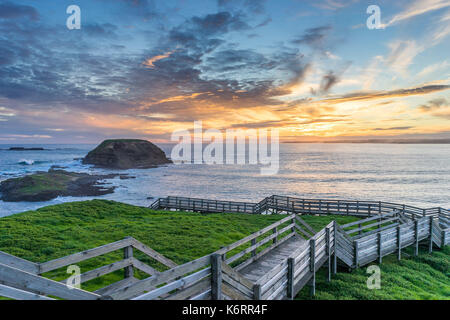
[142,50,176,68]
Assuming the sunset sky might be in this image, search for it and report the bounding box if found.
[0,0,449,143]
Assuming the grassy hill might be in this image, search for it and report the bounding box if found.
[0,200,448,299]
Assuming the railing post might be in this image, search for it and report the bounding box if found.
[379,201,382,214]
[309,239,316,297]
[253,284,261,300]
[326,227,331,282]
[211,254,222,300]
[353,240,359,268]
[414,220,419,256]
[272,227,277,244]
[287,257,295,300]
[377,232,382,264]
[251,239,256,257]
[123,238,134,279]
[332,221,337,275]
[397,226,401,260]
[429,216,433,253]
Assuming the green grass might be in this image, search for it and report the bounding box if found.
[0,200,448,299]
[5,171,74,195]
[296,246,450,300]
[0,200,287,291]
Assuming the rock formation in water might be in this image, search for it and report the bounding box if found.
[82,139,172,169]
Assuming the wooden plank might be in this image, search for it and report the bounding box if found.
[222,283,250,300]
[341,211,395,229]
[39,238,133,274]
[0,284,54,300]
[166,277,211,300]
[0,251,39,274]
[226,223,294,264]
[60,258,132,285]
[309,239,316,296]
[253,284,262,300]
[345,217,399,235]
[94,277,139,297]
[131,258,159,276]
[217,215,295,255]
[109,253,211,300]
[221,262,254,290]
[287,257,294,299]
[211,254,222,300]
[0,263,100,300]
[235,232,295,272]
[222,274,253,298]
[294,224,312,239]
[190,289,211,300]
[131,239,178,268]
[133,268,210,300]
[124,240,133,278]
[295,216,316,235]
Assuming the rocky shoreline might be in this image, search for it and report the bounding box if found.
[0,169,134,202]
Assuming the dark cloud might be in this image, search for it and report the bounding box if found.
[319,71,339,93]
[292,25,332,49]
[84,23,119,38]
[0,1,39,21]
[373,126,414,131]
[324,85,450,104]
[255,17,272,28]
[419,97,448,112]
[218,0,267,15]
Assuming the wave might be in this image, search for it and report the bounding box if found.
[18,159,47,166]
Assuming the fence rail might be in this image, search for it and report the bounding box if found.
[1,196,449,301]
[150,195,449,221]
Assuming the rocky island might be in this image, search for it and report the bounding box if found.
[0,169,120,202]
[82,139,172,169]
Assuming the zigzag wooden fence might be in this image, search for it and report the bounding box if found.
[1,196,449,300]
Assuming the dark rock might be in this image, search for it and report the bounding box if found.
[9,147,45,151]
[118,175,136,180]
[0,169,119,202]
[82,139,172,170]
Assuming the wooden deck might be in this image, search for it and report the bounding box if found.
[1,195,449,300]
[239,236,306,283]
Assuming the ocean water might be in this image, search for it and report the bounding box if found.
[0,143,449,217]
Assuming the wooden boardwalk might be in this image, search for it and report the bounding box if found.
[239,236,306,283]
[1,195,449,300]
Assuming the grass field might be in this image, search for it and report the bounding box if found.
[0,199,448,299]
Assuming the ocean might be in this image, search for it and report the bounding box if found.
[0,143,449,217]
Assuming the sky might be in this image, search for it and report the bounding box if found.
[0,0,449,143]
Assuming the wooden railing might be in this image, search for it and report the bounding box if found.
[150,195,449,220]
[254,221,335,300]
[1,210,449,300]
[0,237,177,300]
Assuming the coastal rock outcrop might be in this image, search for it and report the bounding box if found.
[0,169,118,202]
[82,139,172,169]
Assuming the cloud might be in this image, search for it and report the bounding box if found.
[323,85,450,104]
[417,60,450,78]
[218,0,267,15]
[419,97,449,112]
[386,40,424,75]
[0,1,39,21]
[319,71,340,94]
[311,0,358,11]
[84,23,119,38]
[143,50,176,68]
[373,126,414,131]
[292,25,332,50]
[382,0,450,28]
